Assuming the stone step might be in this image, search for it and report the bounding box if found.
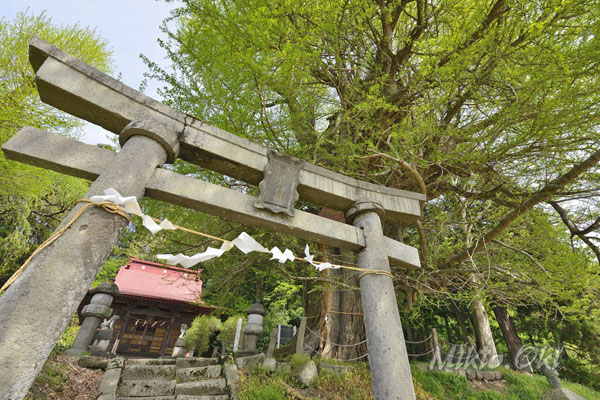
[119,379,176,397]
[176,395,229,400]
[176,379,228,396]
[176,366,222,382]
[176,357,219,369]
[123,364,176,380]
[127,358,176,366]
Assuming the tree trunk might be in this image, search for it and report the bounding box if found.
[493,306,533,372]
[472,299,500,367]
[318,244,366,361]
[452,304,471,344]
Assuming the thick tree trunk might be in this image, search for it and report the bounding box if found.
[318,245,366,361]
[493,306,533,372]
[472,299,500,367]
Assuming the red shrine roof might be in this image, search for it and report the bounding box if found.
[115,257,205,304]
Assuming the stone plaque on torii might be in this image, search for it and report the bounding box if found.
[0,38,426,400]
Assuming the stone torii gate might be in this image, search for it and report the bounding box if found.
[0,38,425,400]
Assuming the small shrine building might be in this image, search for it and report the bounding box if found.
[78,257,215,358]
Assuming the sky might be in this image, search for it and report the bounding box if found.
[1,0,179,145]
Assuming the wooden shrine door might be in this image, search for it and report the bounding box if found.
[116,314,171,357]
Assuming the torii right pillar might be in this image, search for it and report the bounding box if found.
[346,201,415,400]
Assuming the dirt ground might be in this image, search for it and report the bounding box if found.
[468,378,509,394]
[25,354,103,400]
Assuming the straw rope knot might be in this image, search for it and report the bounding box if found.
[75,199,131,222]
[0,198,130,294]
[358,269,394,280]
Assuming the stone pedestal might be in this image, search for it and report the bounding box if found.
[89,328,114,357]
[172,337,187,358]
[541,388,585,400]
[242,302,265,354]
[67,282,120,356]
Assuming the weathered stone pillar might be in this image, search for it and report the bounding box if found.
[242,302,265,354]
[67,282,120,356]
[0,120,176,400]
[346,201,416,400]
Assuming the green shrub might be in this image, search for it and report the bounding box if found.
[290,353,311,369]
[561,358,600,391]
[184,315,222,354]
[221,315,246,351]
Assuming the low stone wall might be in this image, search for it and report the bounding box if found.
[416,363,504,381]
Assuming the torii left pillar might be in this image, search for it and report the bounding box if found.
[0,120,178,400]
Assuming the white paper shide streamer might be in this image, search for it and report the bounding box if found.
[158,242,234,268]
[96,188,342,270]
[142,215,176,235]
[90,188,143,216]
[231,232,270,254]
[304,244,339,272]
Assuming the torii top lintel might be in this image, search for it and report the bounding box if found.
[28,37,425,224]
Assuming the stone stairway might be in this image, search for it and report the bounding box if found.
[98,357,231,400]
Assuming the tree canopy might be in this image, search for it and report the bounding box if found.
[138,0,600,385]
[0,11,113,285]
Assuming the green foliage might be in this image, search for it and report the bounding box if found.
[140,1,600,388]
[289,353,311,370]
[221,315,246,351]
[260,280,303,350]
[0,10,113,286]
[51,323,80,356]
[184,315,222,353]
[560,358,600,391]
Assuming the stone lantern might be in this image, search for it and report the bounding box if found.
[66,281,120,356]
[242,302,266,354]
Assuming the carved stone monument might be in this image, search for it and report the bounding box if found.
[89,315,119,357]
[0,37,425,399]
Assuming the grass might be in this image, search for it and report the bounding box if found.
[236,358,600,400]
[564,381,600,400]
[237,371,288,400]
[412,367,600,400]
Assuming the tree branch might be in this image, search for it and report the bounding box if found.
[549,201,600,266]
[491,239,550,276]
[437,0,508,68]
[438,147,600,269]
